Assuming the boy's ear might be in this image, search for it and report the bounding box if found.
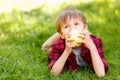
[59,33,65,39]
[85,24,88,30]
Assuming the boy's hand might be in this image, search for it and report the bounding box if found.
[65,34,77,53]
[80,29,94,49]
[41,40,52,52]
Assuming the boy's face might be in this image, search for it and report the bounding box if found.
[60,18,85,39]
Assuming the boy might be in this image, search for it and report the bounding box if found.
[42,6,108,77]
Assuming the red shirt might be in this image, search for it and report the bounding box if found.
[48,35,108,73]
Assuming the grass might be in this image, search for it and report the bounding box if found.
[0,0,120,80]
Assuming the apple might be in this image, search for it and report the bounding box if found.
[70,29,84,47]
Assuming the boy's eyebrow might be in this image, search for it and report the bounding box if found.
[74,18,80,22]
[60,21,67,26]
[63,21,70,26]
[63,24,69,27]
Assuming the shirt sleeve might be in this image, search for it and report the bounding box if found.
[95,37,109,72]
[48,45,61,70]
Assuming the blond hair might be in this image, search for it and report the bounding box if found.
[56,6,86,33]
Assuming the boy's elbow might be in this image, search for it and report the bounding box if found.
[50,70,60,76]
[96,71,105,77]
[97,64,109,77]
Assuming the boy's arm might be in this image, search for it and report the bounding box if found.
[50,49,71,76]
[89,42,105,77]
[49,36,74,76]
[41,32,60,52]
[82,32,106,77]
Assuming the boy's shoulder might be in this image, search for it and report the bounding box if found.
[90,35,103,45]
[90,35,102,40]
[90,35,102,41]
[52,38,65,50]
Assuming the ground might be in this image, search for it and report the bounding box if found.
[0,0,120,80]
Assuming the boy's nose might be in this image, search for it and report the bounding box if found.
[71,26,77,31]
[70,27,77,34]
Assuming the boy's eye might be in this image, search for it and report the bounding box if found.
[75,23,79,25]
[64,25,69,28]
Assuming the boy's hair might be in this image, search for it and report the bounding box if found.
[56,6,86,33]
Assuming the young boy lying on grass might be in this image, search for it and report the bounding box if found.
[42,6,108,77]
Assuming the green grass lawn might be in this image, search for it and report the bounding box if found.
[0,1,120,80]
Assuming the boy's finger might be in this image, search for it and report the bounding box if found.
[76,40,83,44]
[79,29,89,34]
[66,34,71,38]
[78,34,85,38]
[77,40,86,43]
[78,32,86,36]
[66,39,74,42]
[48,48,52,52]
[67,37,75,41]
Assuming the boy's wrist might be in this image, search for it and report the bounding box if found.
[64,48,72,54]
[89,43,96,50]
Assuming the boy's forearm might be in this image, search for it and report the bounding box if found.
[48,32,60,43]
[89,44,105,77]
[51,50,71,76]
[42,32,60,52]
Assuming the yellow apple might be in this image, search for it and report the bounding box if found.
[70,29,84,47]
